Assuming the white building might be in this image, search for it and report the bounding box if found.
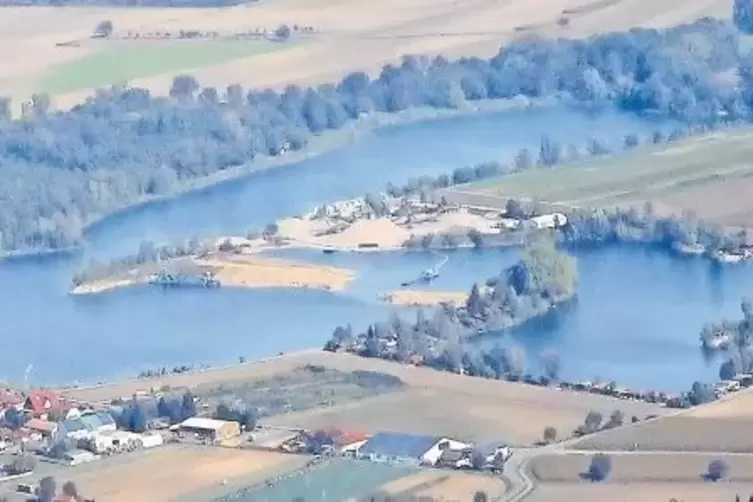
[421,438,472,466]
[139,433,164,449]
[530,213,567,230]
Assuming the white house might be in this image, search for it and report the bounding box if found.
[530,213,567,230]
[420,438,472,466]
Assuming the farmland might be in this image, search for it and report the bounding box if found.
[571,390,753,453]
[225,458,415,502]
[61,351,669,446]
[37,39,284,95]
[531,452,753,482]
[527,482,753,502]
[0,0,731,109]
[9,444,305,502]
[447,127,753,227]
[379,470,506,500]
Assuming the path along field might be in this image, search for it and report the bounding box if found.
[379,470,506,501]
[527,482,753,502]
[11,444,306,502]
[0,0,731,109]
[60,351,668,446]
[448,127,753,228]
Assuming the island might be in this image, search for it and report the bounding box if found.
[71,246,355,296]
[324,237,577,372]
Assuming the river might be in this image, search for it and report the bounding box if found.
[0,105,720,391]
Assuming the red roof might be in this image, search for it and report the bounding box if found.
[0,389,23,407]
[26,390,62,414]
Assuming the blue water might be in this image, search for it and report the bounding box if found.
[0,105,720,391]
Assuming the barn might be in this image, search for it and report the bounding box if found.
[356,432,439,466]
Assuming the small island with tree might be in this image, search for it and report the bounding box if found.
[324,237,577,377]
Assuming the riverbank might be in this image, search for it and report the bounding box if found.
[6,96,556,262]
[70,253,355,296]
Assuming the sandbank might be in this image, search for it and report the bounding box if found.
[70,253,354,296]
[381,289,469,306]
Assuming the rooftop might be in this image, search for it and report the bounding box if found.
[179,417,231,431]
[359,432,438,459]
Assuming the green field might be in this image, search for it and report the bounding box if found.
[461,128,753,207]
[38,40,285,94]
[230,459,416,502]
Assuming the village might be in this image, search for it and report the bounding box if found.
[0,352,749,501]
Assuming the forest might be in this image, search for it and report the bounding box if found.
[0,17,749,253]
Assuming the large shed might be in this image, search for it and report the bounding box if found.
[357,432,438,466]
[178,417,240,442]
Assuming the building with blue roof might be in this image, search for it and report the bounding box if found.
[357,432,439,466]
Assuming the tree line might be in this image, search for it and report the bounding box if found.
[0,17,748,254]
[326,238,576,381]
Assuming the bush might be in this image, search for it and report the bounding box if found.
[543,426,557,443]
[706,459,728,482]
[587,454,612,481]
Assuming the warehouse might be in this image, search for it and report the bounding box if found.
[357,432,439,466]
[177,417,240,442]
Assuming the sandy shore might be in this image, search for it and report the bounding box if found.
[381,289,469,306]
[70,254,354,296]
[276,207,500,251]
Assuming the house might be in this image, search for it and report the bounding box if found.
[530,213,567,230]
[25,390,63,419]
[79,411,117,434]
[357,432,438,466]
[421,438,472,466]
[25,418,58,438]
[177,417,240,442]
[58,418,91,441]
[436,448,468,468]
[474,442,512,469]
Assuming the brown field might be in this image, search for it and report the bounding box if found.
[380,471,505,501]
[531,453,753,482]
[61,351,668,446]
[0,0,731,109]
[527,482,753,502]
[449,128,753,229]
[49,444,304,502]
[572,390,753,453]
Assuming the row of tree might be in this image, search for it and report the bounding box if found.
[326,238,576,379]
[0,17,747,253]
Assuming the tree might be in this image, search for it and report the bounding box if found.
[541,350,561,381]
[37,476,56,502]
[0,97,11,122]
[170,75,200,99]
[505,199,526,219]
[584,411,603,433]
[706,459,728,482]
[735,0,753,33]
[94,19,114,38]
[605,409,624,428]
[587,454,612,481]
[543,426,557,443]
[274,24,292,41]
[181,391,197,419]
[61,481,79,499]
[467,229,485,248]
[473,492,489,502]
[470,449,486,470]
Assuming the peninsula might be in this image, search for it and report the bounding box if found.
[71,249,354,296]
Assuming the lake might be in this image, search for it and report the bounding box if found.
[0,105,722,391]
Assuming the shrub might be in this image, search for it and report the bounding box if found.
[706,459,728,482]
[587,454,612,481]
